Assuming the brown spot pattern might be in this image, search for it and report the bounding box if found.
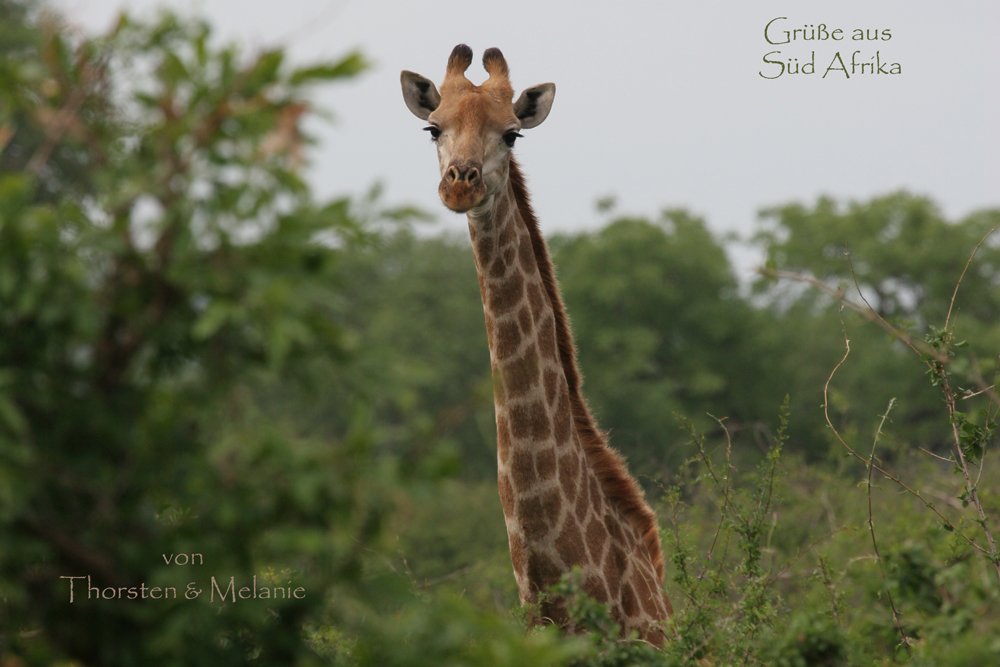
[604,549,621,599]
[498,474,514,519]
[553,390,571,446]
[540,488,562,527]
[536,315,556,360]
[611,546,628,582]
[583,574,610,603]
[498,220,516,248]
[509,530,527,577]
[489,255,507,278]
[520,496,547,541]
[558,452,578,500]
[509,399,551,441]
[590,476,603,514]
[510,448,536,492]
[575,471,590,522]
[496,414,511,464]
[585,515,608,562]
[621,582,638,617]
[463,161,673,633]
[526,281,545,320]
[495,320,520,361]
[484,311,494,346]
[535,448,556,481]
[490,187,508,224]
[488,271,524,314]
[555,520,587,567]
[503,246,516,266]
[517,305,533,335]
[637,576,660,617]
[518,232,534,269]
[544,369,559,406]
[492,373,506,407]
[527,551,561,592]
[503,344,539,396]
[605,514,626,546]
[477,235,494,267]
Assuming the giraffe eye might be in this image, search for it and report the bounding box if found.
[424,126,441,141]
[503,131,522,148]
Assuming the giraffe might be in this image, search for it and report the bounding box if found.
[401,45,672,644]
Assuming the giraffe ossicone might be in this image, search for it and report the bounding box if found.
[401,44,672,645]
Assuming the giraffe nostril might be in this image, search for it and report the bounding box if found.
[446,164,482,186]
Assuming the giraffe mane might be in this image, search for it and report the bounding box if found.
[507,156,665,582]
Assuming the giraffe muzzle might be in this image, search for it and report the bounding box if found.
[439,160,487,213]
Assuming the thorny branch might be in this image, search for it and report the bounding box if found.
[839,240,1000,583]
[864,398,910,650]
[763,217,1000,590]
[752,194,998,667]
[757,267,999,404]
[697,415,733,582]
[819,312,989,555]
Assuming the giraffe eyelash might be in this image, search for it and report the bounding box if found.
[503,131,522,148]
[423,126,441,141]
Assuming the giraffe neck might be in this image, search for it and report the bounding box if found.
[466,157,672,642]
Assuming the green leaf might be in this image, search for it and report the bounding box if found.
[289,52,367,85]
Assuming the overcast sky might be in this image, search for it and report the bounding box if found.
[49,0,1000,274]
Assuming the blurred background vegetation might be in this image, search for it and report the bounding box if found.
[1,1,998,664]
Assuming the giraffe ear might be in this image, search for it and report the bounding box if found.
[401,71,441,120]
[513,83,555,129]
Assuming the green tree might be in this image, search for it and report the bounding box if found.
[318,228,497,478]
[0,5,377,663]
[0,5,581,664]
[757,193,1000,325]
[755,193,1000,457]
[552,212,777,471]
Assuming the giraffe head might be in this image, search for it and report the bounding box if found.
[401,45,555,213]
